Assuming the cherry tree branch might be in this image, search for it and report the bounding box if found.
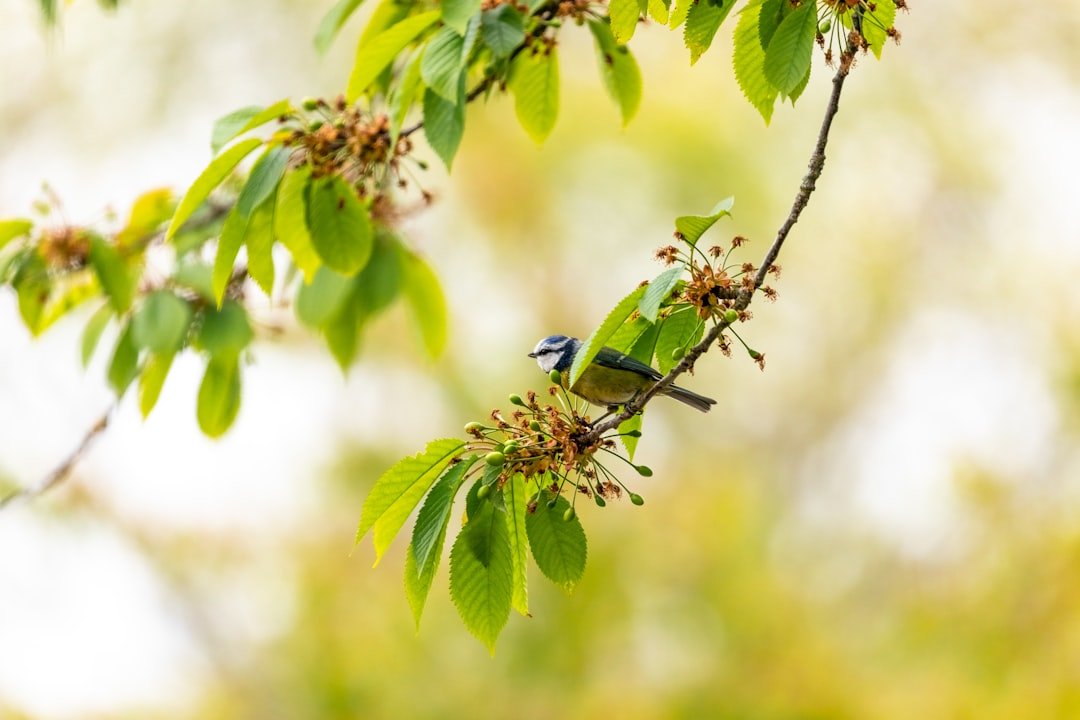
[585,62,853,443]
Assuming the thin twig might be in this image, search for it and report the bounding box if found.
[0,406,115,510]
[585,62,853,443]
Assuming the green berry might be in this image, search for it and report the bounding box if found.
[546,498,558,509]
[671,347,685,361]
[818,18,832,33]
[635,465,653,477]
[509,393,525,407]
[529,420,542,432]
[624,429,642,438]
[748,348,762,360]
[477,484,492,500]
[594,495,607,508]
[301,97,319,111]
[724,309,739,324]
[502,441,519,455]
[308,119,324,131]
[563,507,576,522]
[485,451,505,466]
[549,369,562,385]
[464,421,484,433]
[630,493,645,506]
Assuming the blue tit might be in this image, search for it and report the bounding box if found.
[528,335,716,413]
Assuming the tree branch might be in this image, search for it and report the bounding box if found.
[0,406,114,511]
[584,63,852,443]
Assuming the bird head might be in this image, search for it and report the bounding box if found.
[528,335,581,373]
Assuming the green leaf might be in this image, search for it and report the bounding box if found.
[347,11,441,101]
[107,322,140,396]
[638,265,684,322]
[36,273,98,334]
[608,0,641,43]
[0,219,33,249]
[674,196,734,246]
[402,250,447,358]
[12,253,49,334]
[757,0,785,49]
[481,6,525,59]
[315,0,367,54]
[569,283,649,387]
[211,100,291,155]
[588,20,643,125]
[306,176,374,275]
[80,302,112,368]
[138,351,174,418]
[509,47,560,143]
[405,526,445,629]
[245,192,277,295]
[236,146,290,218]
[296,266,353,329]
[166,138,262,240]
[172,262,216,303]
[684,0,736,65]
[212,206,249,305]
[197,354,242,438]
[763,0,816,95]
[88,236,136,313]
[449,499,513,653]
[195,300,254,358]
[422,82,466,170]
[618,413,643,459]
[132,291,193,354]
[656,305,703,373]
[668,0,692,29]
[356,438,465,561]
[442,0,481,35]
[629,312,661,366]
[356,231,404,315]
[274,166,322,282]
[862,0,896,58]
[412,456,478,579]
[733,0,779,123]
[504,473,530,616]
[648,0,670,24]
[525,489,586,593]
[421,27,467,103]
[787,61,810,103]
[116,189,175,248]
[388,50,425,142]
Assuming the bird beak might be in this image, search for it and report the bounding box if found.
[527,352,537,358]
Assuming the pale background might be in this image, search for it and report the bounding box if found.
[2,1,1079,717]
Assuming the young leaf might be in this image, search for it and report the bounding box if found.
[648,0,670,25]
[195,301,254,358]
[166,138,262,240]
[525,489,587,593]
[655,305,703,373]
[315,0,367,54]
[401,250,447,358]
[862,0,896,58]
[762,0,816,95]
[638,265,684,322]
[449,500,514,653]
[80,302,112,368]
[132,291,193,354]
[197,354,242,438]
[608,0,641,43]
[295,266,353,329]
[481,5,525,59]
[236,146,290,218]
[509,48,560,143]
[0,219,33,249]
[306,176,373,275]
[245,193,277,295]
[274,166,322,282]
[347,10,441,101]
[588,20,643,125]
[210,100,291,155]
[107,322,140,396]
[88,236,135,313]
[138,351,174,418]
[412,456,478,578]
[388,50,425,142]
[504,473,530,616]
[674,196,734,246]
[356,438,466,560]
[618,413,644,459]
[733,0,780,123]
[422,83,466,170]
[405,528,446,629]
[684,0,736,65]
[442,0,481,35]
[421,27,467,103]
[569,283,649,387]
[212,206,250,305]
[668,0,692,29]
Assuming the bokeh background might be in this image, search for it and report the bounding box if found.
[2,1,1080,717]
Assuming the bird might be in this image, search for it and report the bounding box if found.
[528,335,716,413]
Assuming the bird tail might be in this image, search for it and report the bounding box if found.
[663,384,716,413]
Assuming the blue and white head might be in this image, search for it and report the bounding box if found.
[528,335,582,373]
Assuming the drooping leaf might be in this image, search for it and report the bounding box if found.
[197,354,242,438]
[12,253,50,334]
[244,192,277,295]
[647,0,670,24]
[569,283,649,387]
[166,138,262,240]
[88,236,136,313]
[421,27,467,103]
[638,265,684,322]
[449,499,513,653]
[525,489,587,593]
[355,232,404,315]
[195,301,254,358]
[862,0,896,58]
[787,61,811,103]
[674,196,734,246]
[36,272,98,333]
[138,351,174,418]
[618,413,643,459]
[405,526,446,629]
[274,166,322,282]
[107,322,140,396]
[356,438,466,560]
[115,189,175,248]
[212,206,249,305]
[733,0,780,123]
[0,219,33,249]
[306,176,374,275]
[131,291,193,354]
[442,0,482,35]
[236,146,290,218]
[655,305,704,373]
[347,10,441,101]
[504,473,530,616]
[80,302,112,368]
[402,250,447,358]
[762,0,817,95]
[684,0,736,65]
[210,100,292,155]
[388,50,425,142]
[509,47,560,143]
[588,20,643,125]
[315,0,367,54]
[608,0,641,43]
[422,80,466,170]
[296,266,353,329]
[668,0,692,29]
[481,5,525,59]
[412,456,478,578]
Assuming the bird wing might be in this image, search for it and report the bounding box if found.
[592,346,663,381]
